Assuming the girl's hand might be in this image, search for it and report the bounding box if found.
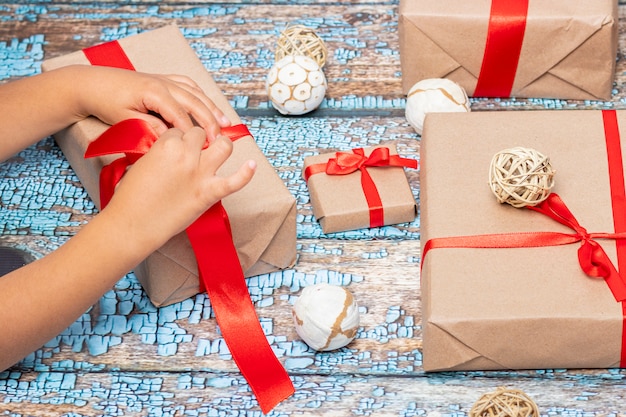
[102,126,256,250]
[74,66,231,141]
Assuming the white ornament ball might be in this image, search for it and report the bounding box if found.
[405,78,471,135]
[266,55,327,116]
[292,283,360,351]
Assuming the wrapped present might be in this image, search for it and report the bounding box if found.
[41,24,297,307]
[41,25,296,412]
[420,109,626,371]
[399,0,618,100]
[303,144,418,234]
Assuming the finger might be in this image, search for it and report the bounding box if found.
[142,91,197,133]
[156,127,185,142]
[163,75,231,129]
[199,135,234,174]
[182,126,208,152]
[206,159,257,202]
[222,159,257,195]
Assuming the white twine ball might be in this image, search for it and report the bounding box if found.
[405,78,471,135]
[489,147,556,208]
[266,55,327,115]
[292,283,360,351]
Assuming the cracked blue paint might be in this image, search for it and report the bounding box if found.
[0,34,44,79]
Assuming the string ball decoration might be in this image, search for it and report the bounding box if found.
[275,24,328,68]
[405,78,471,135]
[267,25,328,115]
[266,55,327,116]
[292,283,360,351]
[469,387,540,417]
[489,147,556,208]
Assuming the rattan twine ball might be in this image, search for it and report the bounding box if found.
[469,387,539,417]
[489,147,555,208]
[275,24,328,68]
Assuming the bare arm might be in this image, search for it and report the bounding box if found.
[0,66,256,370]
[0,128,256,370]
[0,65,231,162]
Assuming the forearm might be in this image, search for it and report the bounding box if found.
[0,66,87,162]
[0,207,159,371]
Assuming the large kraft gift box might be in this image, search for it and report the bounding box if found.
[420,109,626,371]
[398,0,618,100]
[303,144,418,234]
[41,25,297,307]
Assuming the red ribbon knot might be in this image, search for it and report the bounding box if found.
[528,193,626,294]
[326,147,394,175]
[305,147,418,228]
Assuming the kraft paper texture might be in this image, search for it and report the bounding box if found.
[420,110,626,371]
[399,0,618,100]
[303,144,417,234]
[42,24,296,307]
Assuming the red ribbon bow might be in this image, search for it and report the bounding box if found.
[528,193,626,290]
[304,147,418,228]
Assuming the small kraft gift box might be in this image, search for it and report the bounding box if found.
[420,109,626,372]
[41,24,297,308]
[398,0,618,100]
[41,24,297,413]
[303,143,418,234]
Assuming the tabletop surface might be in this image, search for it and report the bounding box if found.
[2,1,626,416]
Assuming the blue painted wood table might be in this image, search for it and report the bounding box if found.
[2,1,626,416]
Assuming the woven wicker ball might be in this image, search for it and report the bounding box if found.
[470,387,539,417]
[489,147,555,208]
[275,24,328,68]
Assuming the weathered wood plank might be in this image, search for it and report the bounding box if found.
[0,116,421,375]
[1,370,626,416]
[2,3,626,112]
[3,2,626,416]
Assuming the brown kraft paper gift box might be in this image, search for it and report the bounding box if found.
[41,24,297,307]
[303,143,417,234]
[398,0,618,100]
[420,110,626,371]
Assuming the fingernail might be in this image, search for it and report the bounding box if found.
[221,115,232,126]
[248,160,257,170]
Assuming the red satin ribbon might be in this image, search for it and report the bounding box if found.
[422,193,626,303]
[602,110,626,367]
[421,110,626,366]
[83,41,135,69]
[474,0,529,97]
[304,147,418,228]
[84,120,293,412]
[83,40,294,412]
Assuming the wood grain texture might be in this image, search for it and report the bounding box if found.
[2,1,626,416]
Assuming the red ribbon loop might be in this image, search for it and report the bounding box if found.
[304,147,418,228]
[84,119,158,208]
[474,0,529,97]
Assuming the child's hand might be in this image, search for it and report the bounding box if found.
[74,66,231,141]
[102,126,256,251]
